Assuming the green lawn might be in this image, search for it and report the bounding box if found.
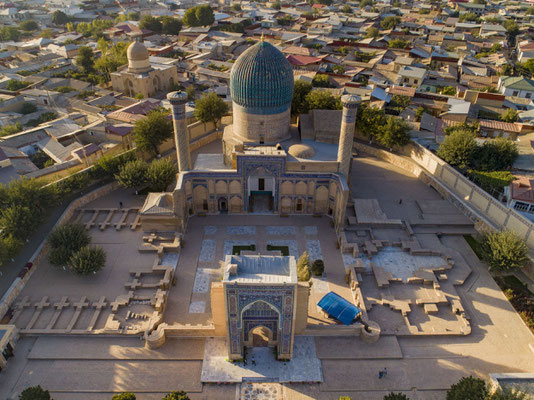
[232,245,256,255]
[266,245,290,256]
[463,235,485,260]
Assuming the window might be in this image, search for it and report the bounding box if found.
[414,79,418,84]
[514,201,530,212]
[527,93,532,99]
[296,199,303,211]
[202,200,208,210]
[513,91,519,96]
[258,178,265,191]
[259,134,264,145]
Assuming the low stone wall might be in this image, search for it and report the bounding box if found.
[354,141,534,250]
[0,182,119,319]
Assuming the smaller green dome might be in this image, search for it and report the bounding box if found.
[230,41,294,115]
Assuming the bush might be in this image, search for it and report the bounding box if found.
[482,230,528,271]
[48,223,90,267]
[115,160,149,189]
[21,102,37,115]
[311,259,324,276]
[6,80,31,91]
[69,245,106,275]
[489,387,529,400]
[446,376,488,400]
[297,251,311,281]
[437,128,477,170]
[467,170,515,194]
[384,393,410,400]
[161,391,190,400]
[112,393,136,400]
[470,138,518,172]
[19,385,51,400]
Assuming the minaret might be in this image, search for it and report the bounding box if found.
[337,94,361,179]
[167,91,191,172]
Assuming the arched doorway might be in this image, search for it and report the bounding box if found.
[218,197,228,213]
[249,326,273,347]
[247,167,275,213]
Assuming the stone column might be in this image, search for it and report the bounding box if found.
[167,91,191,172]
[337,95,361,179]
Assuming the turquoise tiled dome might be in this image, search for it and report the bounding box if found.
[230,41,294,115]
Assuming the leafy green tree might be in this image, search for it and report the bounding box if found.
[470,138,518,171]
[312,74,335,88]
[69,246,106,275]
[489,387,528,400]
[19,385,51,400]
[0,123,23,137]
[437,128,477,170]
[19,20,39,32]
[527,7,534,15]
[384,393,409,400]
[501,108,518,123]
[127,12,140,20]
[467,170,515,194]
[0,234,23,268]
[75,46,95,74]
[116,160,149,188]
[305,90,342,111]
[184,5,214,27]
[0,205,34,240]
[194,92,229,127]
[183,8,199,26]
[360,0,373,6]
[446,376,488,400]
[375,117,410,149]
[147,158,178,190]
[0,26,21,41]
[133,110,173,155]
[40,29,52,39]
[415,107,425,122]
[504,20,519,37]
[388,39,409,49]
[291,80,313,116]
[139,15,162,33]
[112,393,136,400]
[356,103,387,140]
[482,231,528,271]
[161,391,190,400]
[48,223,90,267]
[366,26,379,38]
[52,10,70,25]
[297,251,311,281]
[342,5,352,13]
[440,86,456,96]
[232,4,242,11]
[459,12,480,23]
[380,16,400,30]
[161,16,182,35]
[272,2,281,10]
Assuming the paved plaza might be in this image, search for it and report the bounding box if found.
[0,154,533,399]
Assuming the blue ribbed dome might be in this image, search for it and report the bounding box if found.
[230,41,294,115]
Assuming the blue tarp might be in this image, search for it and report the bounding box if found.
[317,292,362,326]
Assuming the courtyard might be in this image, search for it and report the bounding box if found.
[0,154,533,399]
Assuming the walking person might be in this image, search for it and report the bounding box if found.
[378,367,388,379]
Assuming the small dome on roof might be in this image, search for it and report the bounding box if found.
[127,41,149,62]
[288,144,315,159]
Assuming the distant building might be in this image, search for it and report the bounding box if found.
[499,76,534,99]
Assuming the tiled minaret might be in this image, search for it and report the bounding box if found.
[337,94,361,179]
[167,91,191,172]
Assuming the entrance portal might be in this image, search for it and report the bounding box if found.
[218,197,228,213]
[249,192,273,213]
[249,326,273,347]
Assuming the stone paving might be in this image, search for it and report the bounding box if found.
[200,337,323,383]
[266,226,296,236]
[306,240,323,261]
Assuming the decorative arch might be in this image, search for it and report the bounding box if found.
[230,196,242,213]
[229,180,241,194]
[280,181,293,195]
[215,180,228,194]
[193,185,208,211]
[315,186,329,213]
[280,197,292,214]
[295,181,307,195]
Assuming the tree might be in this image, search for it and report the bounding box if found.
[6,80,31,91]
[0,205,34,240]
[272,2,282,10]
[0,123,23,137]
[127,12,140,21]
[489,387,528,400]
[447,377,489,400]
[504,20,519,37]
[232,4,242,11]
[356,103,386,140]
[147,158,178,191]
[440,86,456,96]
[380,16,400,30]
[194,92,229,127]
[19,20,39,32]
[133,110,173,154]
[75,46,95,74]
[527,7,534,15]
[470,138,519,171]
[342,5,352,13]
[305,90,342,111]
[388,39,409,49]
[312,74,335,88]
[161,16,182,35]
[360,0,373,7]
[366,26,380,38]
[384,394,409,400]
[139,15,162,33]
[116,160,149,188]
[311,259,324,276]
[297,251,311,281]
[40,29,52,39]
[459,12,481,23]
[437,128,477,170]
[19,385,51,400]
[375,117,410,149]
[184,5,214,27]
[291,80,313,116]
[0,235,23,268]
[52,10,70,25]
[69,245,106,275]
[0,26,21,41]
[482,230,528,271]
[161,391,190,400]
[501,108,518,123]
[48,223,90,267]
[112,393,136,400]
